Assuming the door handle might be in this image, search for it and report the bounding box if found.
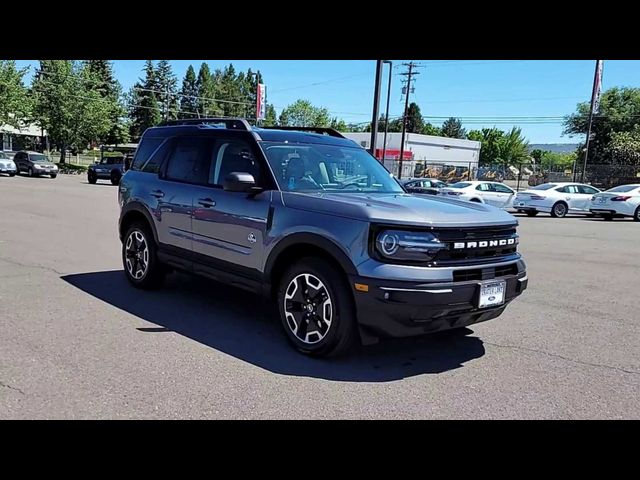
[197,198,216,208]
[150,190,164,198]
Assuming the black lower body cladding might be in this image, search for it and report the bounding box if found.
[349,263,527,343]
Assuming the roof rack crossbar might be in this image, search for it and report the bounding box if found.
[160,117,252,131]
[260,126,345,138]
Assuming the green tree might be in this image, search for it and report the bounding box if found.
[263,104,277,127]
[564,87,640,165]
[497,127,530,166]
[468,128,505,165]
[422,123,441,136]
[0,60,32,127]
[441,117,466,138]
[85,60,128,145]
[128,61,161,140]
[195,63,216,116]
[179,65,198,118]
[155,60,178,120]
[605,126,640,164]
[32,61,112,163]
[405,102,424,133]
[278,99,330,127]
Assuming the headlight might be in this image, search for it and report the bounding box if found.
[34,164,42,169]
[375,229,446,262]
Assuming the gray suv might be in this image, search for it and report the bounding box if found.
[118,118,527,357]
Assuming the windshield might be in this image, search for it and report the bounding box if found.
[0,152,8,159]
[260,142,403,193]
[30,154,51,163]
[606,185,640,193]
[532,183,557,191]
[449,182,471,189]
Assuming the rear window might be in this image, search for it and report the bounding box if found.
[449,182,471,189]
[606,185,640,193]
[131,137,163,171]
[532,183,557,191]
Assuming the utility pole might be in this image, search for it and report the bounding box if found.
[398,61,420,179]
[370,60,384,157]
[581,60,604,183]
[381,60,393,165]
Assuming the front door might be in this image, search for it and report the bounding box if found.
[190,136,272,273]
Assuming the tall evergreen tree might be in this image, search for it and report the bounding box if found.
[155,60,178,120]
[196,63,217,116]
[441,117,467,139]
[179,65,198,118]
[405,102,424,133]
[263,104,277,127]
[85,60,129,145]
[128,61,161,139]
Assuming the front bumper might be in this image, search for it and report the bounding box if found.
[349,265,528,343]
[0,167,17,173]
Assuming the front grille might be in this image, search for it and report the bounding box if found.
[453,263,518,282]
[433,225,518,266]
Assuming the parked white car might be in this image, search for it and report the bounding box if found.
[439,181,516,208]
[513,182,600,218]
[589,184,640,221]
[0,151,17,176]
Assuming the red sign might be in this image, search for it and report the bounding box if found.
[374,148,413,161]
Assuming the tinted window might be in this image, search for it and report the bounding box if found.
[449,182,471,189]
[0,152,8,159]
[494,183,514,194]
[132,137,163,171]
[578,185,599,195]
[532,183,557,191]
[164,137,212,184]
[607,185,640,193]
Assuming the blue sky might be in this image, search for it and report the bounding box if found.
[14,60,640,143]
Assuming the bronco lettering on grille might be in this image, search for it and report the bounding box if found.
[452,238,517,249]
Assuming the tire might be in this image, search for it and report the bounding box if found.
[88,172,97,184]
[635,206,640,222]
[277,257,356,357]
[50,174,57,179]
[8,172,15,177]
[122,222,166,290]
[28,167,34,177]
[110,171,121,186]
[526,210,539,217]
[550,201,568,218]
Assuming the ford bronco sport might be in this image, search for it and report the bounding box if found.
[118,118,528,357]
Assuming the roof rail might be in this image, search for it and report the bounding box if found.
[260,126,346,138]
[160,117,252,131]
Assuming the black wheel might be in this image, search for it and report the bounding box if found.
[110,171,121,185]
[122,222,165,290]
[50,174,57,179]
[8,172,15,177]
[526,210,539,217]
[28,167,34,177]
[470,198,482,203]
[277,257,356,357]
[88,171,97,184]
[603,214,614,221]
[550,202,568,218]
[635,206,640,222]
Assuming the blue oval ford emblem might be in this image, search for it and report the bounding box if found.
[488,296,496,301]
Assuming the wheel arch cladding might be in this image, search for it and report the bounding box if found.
[264,233,358,299]
[119,204,158,243]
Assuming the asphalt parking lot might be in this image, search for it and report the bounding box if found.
[1,174,639,419]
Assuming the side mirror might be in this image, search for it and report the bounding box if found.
[223,172,260,193]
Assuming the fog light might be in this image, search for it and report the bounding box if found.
[384,292,390,300]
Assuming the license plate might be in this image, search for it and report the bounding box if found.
[478,281,506,308]
[598,197,606,203]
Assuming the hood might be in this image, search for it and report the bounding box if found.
[281,192,517,228]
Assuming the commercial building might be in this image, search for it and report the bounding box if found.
[342,132,481,179]
[1,122,47,152]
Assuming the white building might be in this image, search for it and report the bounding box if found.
[343,132,481,178]
[1,122,47,152]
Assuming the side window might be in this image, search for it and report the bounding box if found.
[565,185,579,194]
[555,186,567,193]
[164,137,212,185]
[131,137,163,171]
[209,139,261,187]
[578,185,598,195]
[494,183,514,194]
[476,183,492,192]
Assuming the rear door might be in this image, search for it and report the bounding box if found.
[475,182,497,205]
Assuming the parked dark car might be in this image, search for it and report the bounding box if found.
[400,178,446,195]
[88,156,125,185]
[14,151,58,178]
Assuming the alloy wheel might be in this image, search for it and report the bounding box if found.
[283,273,333,345]
[125,230,149,280]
